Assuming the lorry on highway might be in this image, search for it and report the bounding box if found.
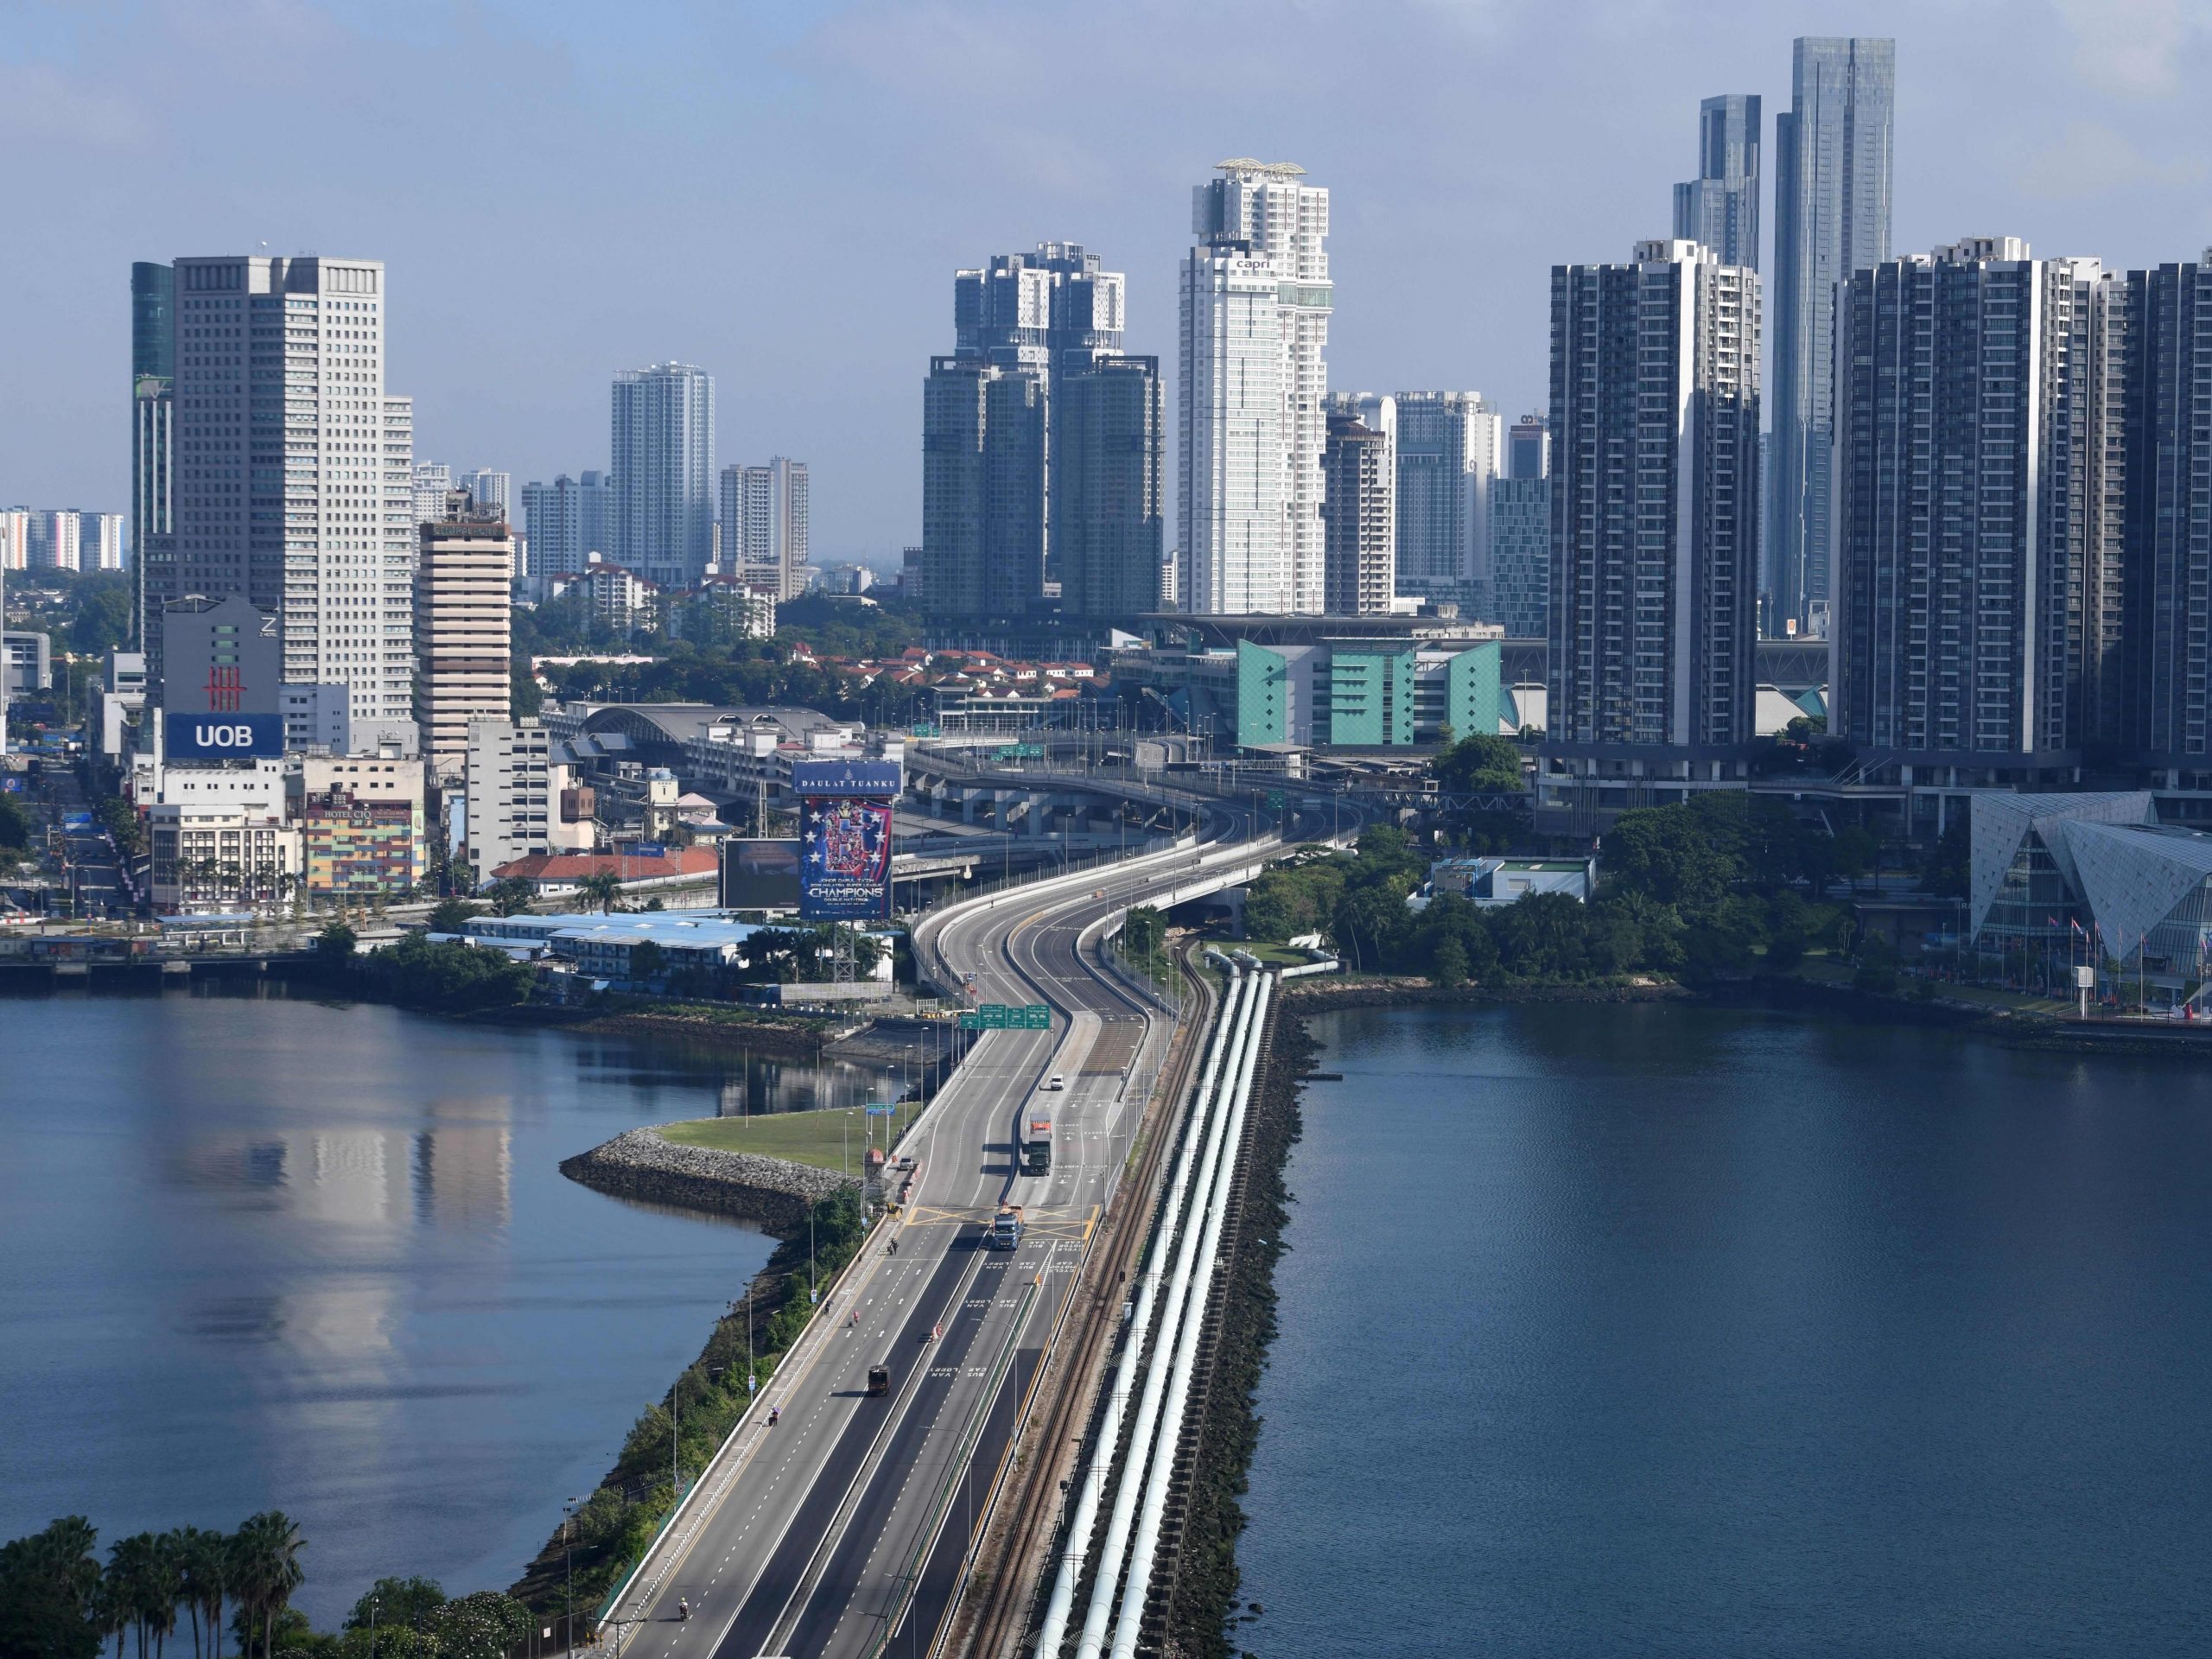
[987,1204,1025,1250]
[1022,1116,1052,1175]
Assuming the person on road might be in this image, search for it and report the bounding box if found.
[768,1405,779,1427]
[677,1599,690,1622]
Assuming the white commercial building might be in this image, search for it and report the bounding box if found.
[161,255,416,728]
[464,717,593,890]
[1179,159,1332,615]
[412,462,453,524]
[460,468,511,515]
[717,458,808,600]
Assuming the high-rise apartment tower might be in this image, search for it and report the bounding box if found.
[1180,159,1332,614]
[610,363,715,588]
[1546,240,1762,765]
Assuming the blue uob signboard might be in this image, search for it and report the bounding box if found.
[165,713,285,760]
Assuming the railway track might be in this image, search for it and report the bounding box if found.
[951,941,1219,1659]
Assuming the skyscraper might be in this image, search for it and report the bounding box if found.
[1830,238,2106,776]
[412,462,452,524]
[132,261,175,653]
[460,468,511,516]
[610,362,715,588]
[1771,36,1895,632]
[923,244,1154,620]
[1322,413,1395,615]
[1546,240,1761,768]
[156,255,415,725]
[1053,355,1163,620]
[718,457,809,600]
[1389,391,1500,612]
[520,470,614,582]
[2117,252,2212,772]
[1491,414,1551,639]
[1672,95,1762,270]
[416,494,515,775]
[921,356,1046,617]
[1180,159,1332,614]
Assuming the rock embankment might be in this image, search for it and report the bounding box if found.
[560,1128,855,1232]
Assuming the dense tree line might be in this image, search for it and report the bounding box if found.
[2,1514,554,1659]
[1244,798,1868,985]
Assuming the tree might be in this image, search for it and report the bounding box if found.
[0,790,31,851]
[0,1516,104,1659]
[627,940,667,986]
[1431,732,1527,795]
[1922,816,1970,899]
[173,1529,228,1659]
[486,877,534,918]
[1122,905,1166,962]
[315,922,356,961]
[576,870,624,914]
[226,1513,303,1659]
[418,1593,529,1659]
[1431,934,1470,987]
[1603,802,1742,912]
[1830,825,1879,893]
[342,1579,443,1634]
[423,899,480,934]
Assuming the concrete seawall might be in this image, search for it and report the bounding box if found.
[560,1127,857,1233]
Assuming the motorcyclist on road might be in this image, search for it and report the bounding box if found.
[769,1405,780,1427]
[677,1599,690,1622]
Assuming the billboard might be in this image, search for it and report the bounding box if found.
[164,712,285,760]
[794,759,900,922]
[721,837,804,911]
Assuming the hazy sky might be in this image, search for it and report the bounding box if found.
[7,0,2210,566]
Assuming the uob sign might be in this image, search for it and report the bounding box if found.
[164,712,283,760]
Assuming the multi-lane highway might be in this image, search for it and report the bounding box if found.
[603,808,1287,1659]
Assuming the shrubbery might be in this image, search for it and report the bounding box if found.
[1243,797,1863,984]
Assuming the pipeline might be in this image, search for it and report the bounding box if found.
[1031,972,1249,1659]
[1105,971,1275,1659]
[1068,972,1263,1659]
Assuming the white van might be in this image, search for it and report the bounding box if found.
[1045,1073,1065,1091]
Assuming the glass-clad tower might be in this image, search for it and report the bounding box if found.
[1770,36,1894,632]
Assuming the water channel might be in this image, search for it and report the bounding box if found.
[1239,1001,2212,1657]
[0,981,905,1626]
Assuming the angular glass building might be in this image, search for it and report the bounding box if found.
[1970,790,2212,1006]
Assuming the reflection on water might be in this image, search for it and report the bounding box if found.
[0,982,897,1625]
[1240,1002,2212,1658]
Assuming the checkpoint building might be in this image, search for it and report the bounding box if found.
[1971,791,2212,1007]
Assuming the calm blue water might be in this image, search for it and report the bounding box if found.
[1239,1003,2212,1658]
[0,983,902,1625]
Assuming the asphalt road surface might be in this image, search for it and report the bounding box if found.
[607,817,1278,1659]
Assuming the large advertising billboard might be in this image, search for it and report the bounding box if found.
[721,837,804,911]
[164,712,285,760]
[794,760,900,921]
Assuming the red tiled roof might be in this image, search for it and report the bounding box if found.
[491,849,718,882]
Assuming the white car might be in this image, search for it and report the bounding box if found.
[1044,1073,1065,1091]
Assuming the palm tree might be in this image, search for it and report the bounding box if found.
[230,1512,304,1659]
[175,1527,228,1659]
[578,868,623,913]
[107,1532,160,1659]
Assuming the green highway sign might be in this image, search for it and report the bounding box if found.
[957,1002,1051,1031]
[995,743,1043,760]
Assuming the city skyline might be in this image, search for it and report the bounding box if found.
[6,2,2205,565]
